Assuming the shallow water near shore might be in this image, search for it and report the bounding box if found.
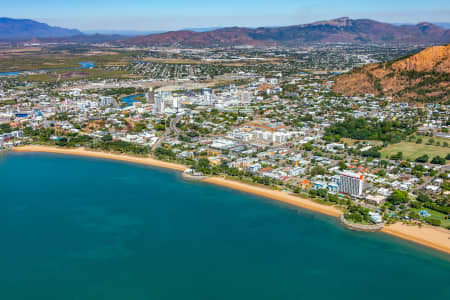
[0,152,449,300]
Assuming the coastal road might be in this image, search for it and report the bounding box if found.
[152,126,169,151]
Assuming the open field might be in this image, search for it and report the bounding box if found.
[138,57,285,66]
[381,142,449,161]
[0,49,139,72]
[139,58,203,64]
[341,138,383,146]
[409,135,450,145]
[0,47,42,53]
[20,69,140,82]
[411,208,450,228]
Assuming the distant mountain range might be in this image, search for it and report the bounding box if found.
[82,27,223,36]
[122,17,450,47]
[25,34,124,44]
[0,17,81,40]
[333,44,450,102]
[434,23,450,29]
[1,17,450,46]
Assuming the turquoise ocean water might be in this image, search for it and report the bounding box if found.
[0,152,448,300]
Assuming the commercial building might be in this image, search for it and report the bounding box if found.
[154,91,171,115]
[146,87,155,104]
[240,90,252,104]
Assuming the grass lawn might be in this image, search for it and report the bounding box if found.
[340,138,383,146]
[408,135,450,145]
[381,142,449,162]
[20,69,138,83]
[410,207,450,228]
[0,51,138,73]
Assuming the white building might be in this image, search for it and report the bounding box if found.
[154,93,165,115]
[369,212,382,223]
[339,171,364,197]
[100,96,113,106]
[240,91,252,105]
[289,167,305,176]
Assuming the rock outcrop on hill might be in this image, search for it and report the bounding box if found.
[333,45,450,102]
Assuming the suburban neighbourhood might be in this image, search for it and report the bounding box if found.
[1,44,449,229]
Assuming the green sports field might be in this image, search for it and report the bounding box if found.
[381,142,449,162]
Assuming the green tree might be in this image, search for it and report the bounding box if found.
[390,152,403,161]
[415,154,429,163]
[311,166,326,176]
[416,193,431,203]
[387,190,409,205]
[431,156,446,165]
[102,134,113,142]
[303,143,313,151]
[424,217,441,226]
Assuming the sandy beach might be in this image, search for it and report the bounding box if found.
[12,145,188,172]
[382,223,450,254]
[11,145,450,255]
[204,177,342,217]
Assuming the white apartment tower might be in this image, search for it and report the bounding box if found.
[146,87,155,104]
[154,93,165,115]
[339,171,364,196]
[240,91,252,105]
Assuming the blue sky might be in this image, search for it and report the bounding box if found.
[2,0,450,31]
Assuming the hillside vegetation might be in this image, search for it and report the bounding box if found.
[333,45,450,103]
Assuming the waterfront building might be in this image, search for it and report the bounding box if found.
[313,180,328,190]
[339,171,364,196]
[369,212,382,223]
[327,182,339,193]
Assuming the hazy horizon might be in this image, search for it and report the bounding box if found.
[2,0,450,31]
[2,17,450,36]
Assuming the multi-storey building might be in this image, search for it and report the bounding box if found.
[339,171,364,197]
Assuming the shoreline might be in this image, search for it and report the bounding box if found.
[12,145,187,172]
[11,145,450,255]
[382,223,450,255]
[203,176,342,218]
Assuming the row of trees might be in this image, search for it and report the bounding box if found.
[102,87,144,96]
[94,140,150,155]
[0,123,12,134]
[324,117,416,143]
[24,126,150,155]
[390,152,448,165]
[344,205,371,224]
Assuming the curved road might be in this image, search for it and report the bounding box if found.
[151,114,183,151]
